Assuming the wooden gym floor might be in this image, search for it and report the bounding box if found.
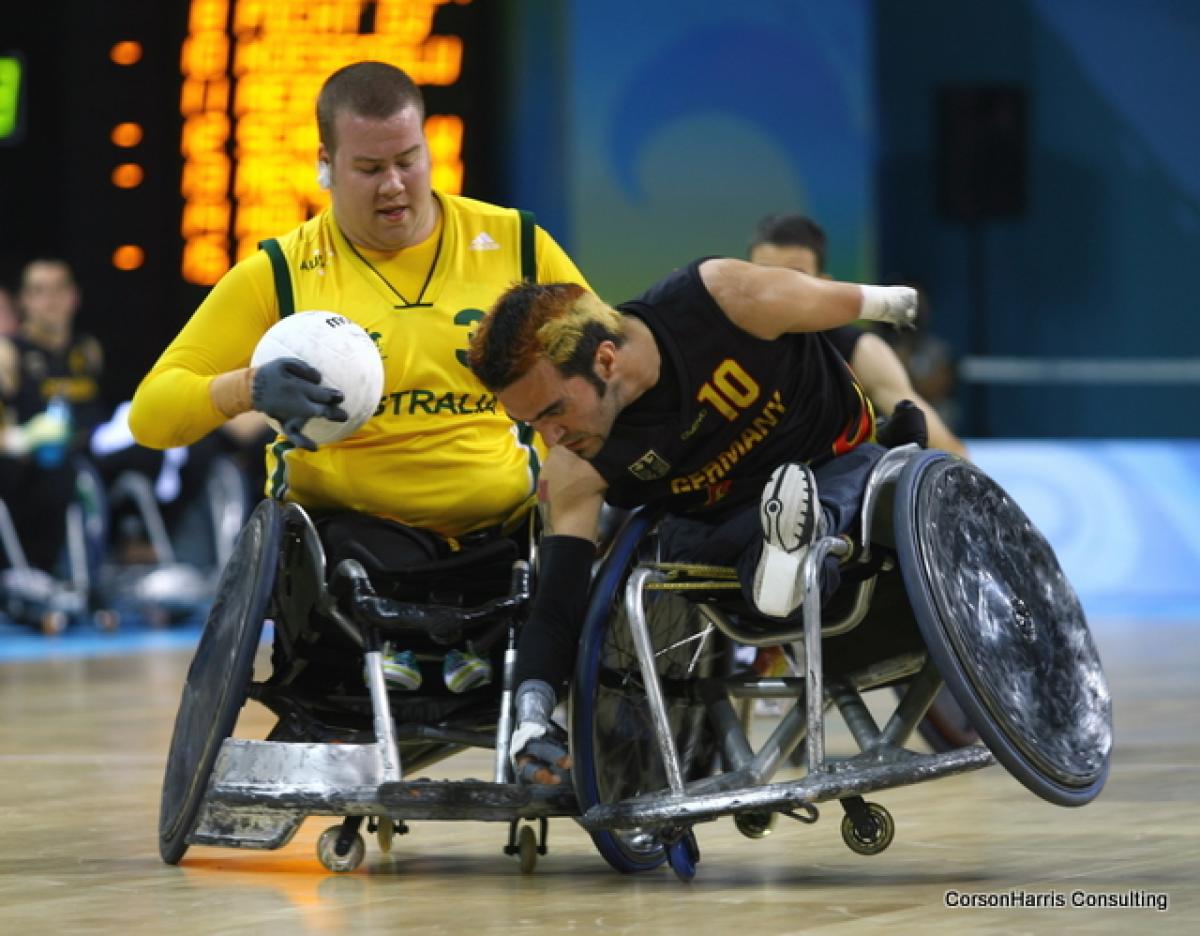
[0,618,1196,935]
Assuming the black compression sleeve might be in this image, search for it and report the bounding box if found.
[514,535,598,696]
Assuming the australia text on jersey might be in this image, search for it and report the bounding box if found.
[374,389,499,417]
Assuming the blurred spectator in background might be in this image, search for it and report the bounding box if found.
[749,214,967,457]
[0,258,264,575]
[0,258,102,571]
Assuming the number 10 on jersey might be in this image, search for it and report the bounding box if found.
[697,359,761,421]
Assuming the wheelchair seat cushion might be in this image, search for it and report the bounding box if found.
[316,511,520,602]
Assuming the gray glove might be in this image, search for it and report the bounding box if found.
[251,357,347,451]
[510,679,571,785]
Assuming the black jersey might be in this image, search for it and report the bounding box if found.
[5,333,105,431]
[825,324,866,363]
[590,259,873,517]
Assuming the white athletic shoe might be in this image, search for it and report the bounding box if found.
[753,463,824,619]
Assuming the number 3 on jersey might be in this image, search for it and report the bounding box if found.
[454,308,485,369]
[697,359,760,420]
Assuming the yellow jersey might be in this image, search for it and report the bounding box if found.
[130,193,588,538]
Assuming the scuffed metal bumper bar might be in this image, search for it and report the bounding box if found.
[579,745,995,831]
[189,738,579,849]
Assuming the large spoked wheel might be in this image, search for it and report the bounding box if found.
[158,499,282,864]
[895,452,1112,806]
[571,509,721,874]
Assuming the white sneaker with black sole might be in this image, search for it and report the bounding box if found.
[753,462,824,619]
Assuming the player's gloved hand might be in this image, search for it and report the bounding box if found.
[3,409,72,456]
[876,399,929,449]
[510,679,571,785]
[859,285,918,330]
[251,357,348,451]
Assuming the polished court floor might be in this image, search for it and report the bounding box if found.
[0,618,1196,934]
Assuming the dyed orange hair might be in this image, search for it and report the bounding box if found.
[469,282,625,391]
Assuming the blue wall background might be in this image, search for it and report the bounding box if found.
[509,0,876,300]
[877,0,1200,438]
[969,440,1200,620]
[508,0,1199,440]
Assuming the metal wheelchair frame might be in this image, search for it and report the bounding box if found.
[166,501,576,873]
[584,446,993,827]
[573,446,999,876]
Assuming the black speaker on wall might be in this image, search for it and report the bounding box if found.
[937,85,1028,221]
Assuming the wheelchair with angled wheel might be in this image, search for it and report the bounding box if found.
[569,446,1113,881]
[0,456,110,634]
[157,499,576,874]
[93,453,249,629]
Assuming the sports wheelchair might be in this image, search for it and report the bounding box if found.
[569,446,1113,880]
[158,500,577,873]
[0,458,108,634]
[95,455,248,627]
[1,453,247,634]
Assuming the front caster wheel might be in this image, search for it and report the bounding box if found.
[317,825,365,872]
[41,610,68,635]
[734,810,776,839]
[375,817,395,854]
[94,608,121,632]
[841,802,894,856]
[665,830,700,882]
[517,825,538,874]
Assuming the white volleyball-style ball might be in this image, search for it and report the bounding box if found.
[250,311,384,445]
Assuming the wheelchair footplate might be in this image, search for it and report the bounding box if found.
[189,735,578,852]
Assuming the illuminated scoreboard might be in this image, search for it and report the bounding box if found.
[0,53,24,145]
[180,0,478,286]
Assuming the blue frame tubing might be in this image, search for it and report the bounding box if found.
[570,506,669,873]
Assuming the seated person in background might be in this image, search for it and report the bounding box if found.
[469,258,918,782]
[129,61,589,694]
[0,262,259,574]
[884,277,963,437]
[749,214,968,458]
[0,258,105,573]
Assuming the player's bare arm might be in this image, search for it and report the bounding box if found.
[698,258,917,340]
[850,333,969,458]
[538,444,608,541]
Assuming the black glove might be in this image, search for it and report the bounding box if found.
[876,399,928,450]
[251,357,348,451]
